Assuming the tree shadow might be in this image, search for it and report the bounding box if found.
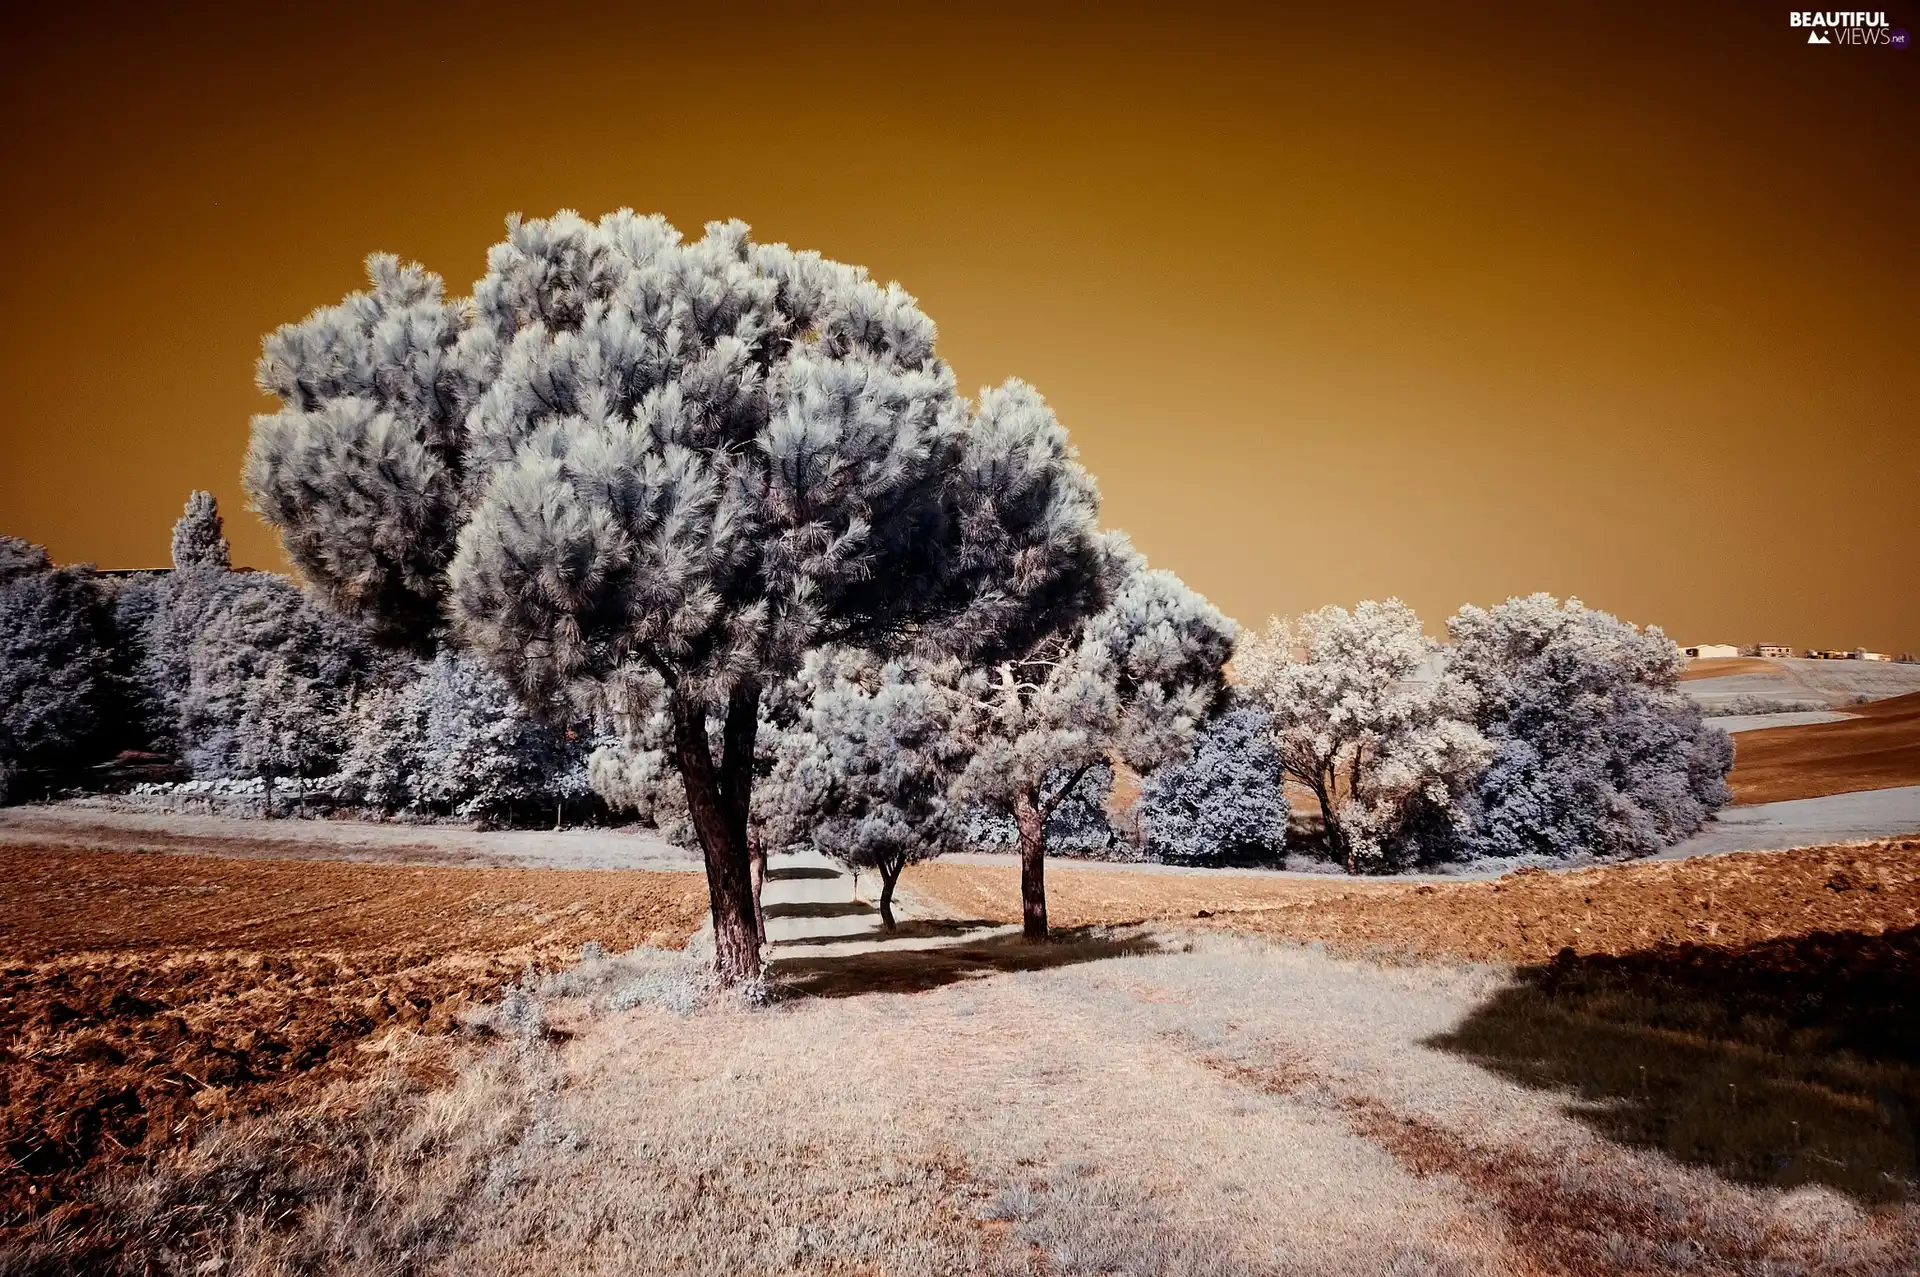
[1429,928,1920,1202]
[765,866,842,883]
[770,926,1162,999]
[769,918,1005,948]
[763,900,874,920]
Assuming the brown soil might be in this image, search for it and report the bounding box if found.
[906,838,1920,965]
[0,845,706,1241]
[1728,689,1920,804]
[1681,656,1780,681]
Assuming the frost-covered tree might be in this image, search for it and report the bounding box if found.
[172,574,370,779]
[170,490,231,571]
[246,212,1108,983]
[954,764,1123,858]
[1136,702,1290,865]
[763,652,971,929]
[1237,600,1491,873]
[1447,593,1733,860]
[234,654,334,816]
[954,545,1234,936]
[336,652,587,824]
[0,538,114,798]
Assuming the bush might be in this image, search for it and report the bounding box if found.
[1137,705,1289,864]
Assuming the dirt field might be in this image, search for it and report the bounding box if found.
[905,837,1920,964]
[1728,690,1920,805]
[0,845,706,1244]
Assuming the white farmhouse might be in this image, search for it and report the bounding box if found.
[1682,643,1740,659]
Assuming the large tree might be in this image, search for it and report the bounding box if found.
[1446,593,1733,860]
[1237,600,1492,873]
[245,212,1106,983]
[954,544,1234,936]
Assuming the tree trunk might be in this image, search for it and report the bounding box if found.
[877,853,905,932]
[262,770,275,820]
[671,691,762,985]
[1016,789,1047,940]
[749,828,767,944]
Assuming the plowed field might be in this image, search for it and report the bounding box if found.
[0,846,706,1240]
[1728,690,1920,804]
[907,838,1920,964]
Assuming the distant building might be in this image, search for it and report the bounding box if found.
[1855,649,1892,662]
[1756,644,1793,659]
[1807,649,1853,660]
[1682,643,1740,659]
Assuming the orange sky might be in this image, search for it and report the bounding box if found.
[1,1,1914,651]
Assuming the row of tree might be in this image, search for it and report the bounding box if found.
[0,496,591,824]
[0,211,1734,986]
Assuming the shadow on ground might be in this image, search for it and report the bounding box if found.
[771,926,1162,998]
[1430,927,1920,1202]
[763,900,876,920]
[765,866,841,883]
[770,918,1005,948]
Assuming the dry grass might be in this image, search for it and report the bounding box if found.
[1729,690,1920,804]
[907,838,1920,964]
[0,844,707,1251]
[31,935,1915,1275]
[9,835,1920,1274]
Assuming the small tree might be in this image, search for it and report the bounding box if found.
[1237,600,1491,873]
[1447,593,1733,860]
[763,651,969,929]
[1136,701,1290,865]
[173,575,369,780]
[337,653,587,824]
[235,655,333,816]
[246,212,1108,984]
[954,545,1234,936]
[170,490,231,571]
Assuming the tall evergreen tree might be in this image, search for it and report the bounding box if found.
[170,490,231,571]
[245,212,1108,983]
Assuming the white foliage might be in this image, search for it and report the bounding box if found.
[245,211,1109,700]
[0,538,111,790]
[762,650,969,879]
[234,654,335,808]
[169,490,231,571]
[336,653,583,823]
[1447,593,1734,860]
[1136,702,1290,865]
[954,541,1235,843]
[1237,600,1491,873]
